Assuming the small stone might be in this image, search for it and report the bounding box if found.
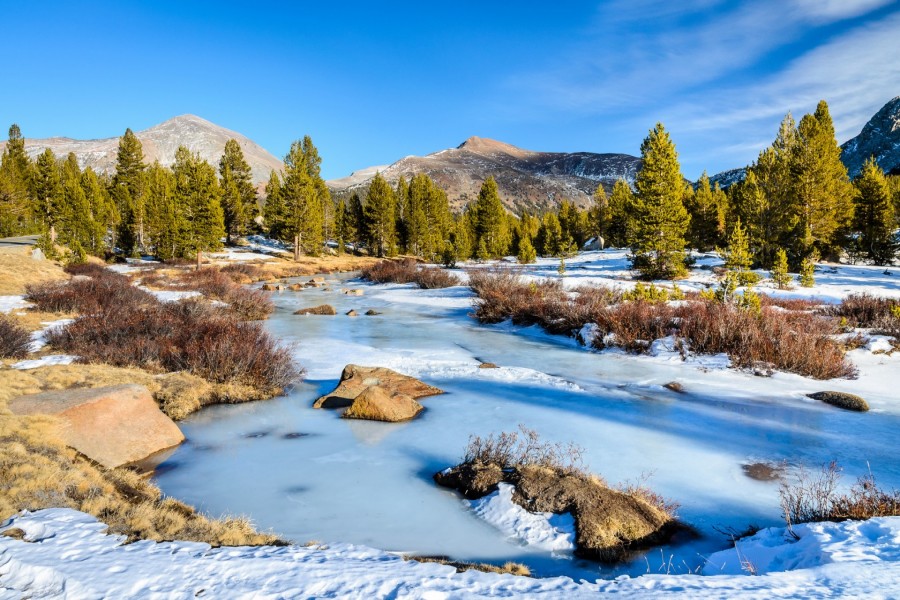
[663,381,685,393]
[294,304,337,316]
[478,362,499,369]
[343,289,364,296]
[364,309,382,316]
[346,309,358,317]
[807,391,869,412]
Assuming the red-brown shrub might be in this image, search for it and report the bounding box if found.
[25,269,155,314]
[47,300,297,391]
[0,316,31,359]
[362,259,460,289]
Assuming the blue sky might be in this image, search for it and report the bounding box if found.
[3,0,899,180]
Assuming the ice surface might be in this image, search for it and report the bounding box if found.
[152,269,900,582]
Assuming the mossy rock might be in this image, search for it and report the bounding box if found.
[294,304,336,316]
[807,391,869,412]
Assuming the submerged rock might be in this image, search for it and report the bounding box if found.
[807,391,869,412]
[663,381,685,393]
[364,309,382,316]
[8,384,184,468]
[313,364,443,409]
[294,304,337,316]
[478,362,499,369]
[434,462,679,562]
[343,289,364,296]
[346,309,359,317]
[342,385,424,422]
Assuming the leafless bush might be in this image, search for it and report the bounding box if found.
[779,462,900,530]
[463,425,585,475]
[0,316,30,359]
[47,299,298,391]
[175,268,273,320]
[25,269,155,314]
[362,259,460,289]
[221,263,266,282]
[824,293,900,338]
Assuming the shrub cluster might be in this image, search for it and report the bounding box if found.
[0,316,31,359]
[175,268,273,320]
[463,424,585,475]
[361,259,460,289]
[48,299,297,392]
[824,293,900,338]
[26,264,155,314]
[468,271,854,379]
[779,462,900,528]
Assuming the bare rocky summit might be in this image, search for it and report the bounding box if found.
[841,96,900,178]
[328,136,641,212]
[0,115,283,187]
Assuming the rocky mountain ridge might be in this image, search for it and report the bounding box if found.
[327,136,641,212]
[841,96,900,178]
[0,115,283,187]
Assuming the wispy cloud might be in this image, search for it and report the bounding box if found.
[791,0,895,22]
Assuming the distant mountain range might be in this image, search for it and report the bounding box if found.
[0,115,283,187]
[326,136,641,212]
[5,97,897,212]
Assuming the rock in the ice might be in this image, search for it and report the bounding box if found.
[807,391,869,412]
[294,304,337,315]
[341,385,424,422]
[8,384,184,468]
[313,364,443,409]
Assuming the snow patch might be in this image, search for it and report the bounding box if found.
[0,295,30,314]
[12,355,78,370]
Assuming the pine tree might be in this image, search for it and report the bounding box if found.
[471,177,509,258]
[144,162,178,260]
[770,248,791,290]
[606,178,634,247]
[589,184,610,246]
[57,153,93,253]
[423,177,452,261]
[80,167,117,255]
[791,101,854,261]
[558,200,583,248]
[721,218,758,285]
[111,128,147,255]
[171,147,225,264]
[799,254,816,287]
[218,139,258,244]
[517,232,537,264]
[536,212,564,256]
[687,172,725,251]
[262,170,286,241]
[31,148,63,242]
[281,138,325,259]
[349,193,365,248]
[630,123,691,279]
[364,173,396,257]
[403,174,430,256]
[852,157,897,265]
[0,124,33,236]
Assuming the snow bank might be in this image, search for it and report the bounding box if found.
[2,509,900,598]
[0,295,30,314]
[27,319,74,352]
[12,355,78,370]
[468,483,575,553]
[137,286,202,303]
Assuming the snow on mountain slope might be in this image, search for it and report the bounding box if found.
[842,96,900,178]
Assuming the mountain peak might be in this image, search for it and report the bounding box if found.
[457,136,530,156]
[841,96,900,177]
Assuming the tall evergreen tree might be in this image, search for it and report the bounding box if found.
[280,139,325,259]
[606,178,634,248]
[218,139,258,244]
[364,173,397,257]
[0,124,34,236]
[536,212,565,257]
[403,174,430,256]
[80,167,117,255]
[348,192,365,248]
[790,101,854,260]
[629,123,691,279]
[471,177,509,258]
[852,157,897,265]
[686,172,725,251]
[57,153,93,252]
[144,162,179,260]
[31,148,63,242]
[171,147,224,264]
[111,128,147,255]
[589,184,610,246]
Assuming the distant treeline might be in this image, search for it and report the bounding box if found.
[1,98,898,276]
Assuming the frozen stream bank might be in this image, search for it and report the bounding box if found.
[154,270,900,580]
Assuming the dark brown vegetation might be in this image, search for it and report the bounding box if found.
[468,270,855,380]
[0,316,31,359]
[147,266,274,320]
[48,299,297,392]
[26,264,155,314]
[435,426,679,562]
[780,462,900,529]
[361,259,461,289]
[403,555,531,577]
[823,293,900,339]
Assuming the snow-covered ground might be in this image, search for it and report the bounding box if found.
[0,295,29,314]
[2,509,899,598]
[3,249,900,597]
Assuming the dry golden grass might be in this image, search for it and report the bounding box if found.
[403,556,532,577]
[5,309,76,332]
[255,255,381,280]
[0,409,283,546]
[0,363,269,421]
[0,246,68,294]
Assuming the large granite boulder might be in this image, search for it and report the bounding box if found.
[313,364,443,409]
[807,391,869,412]
[8,384,184,468]
[341,385,424,422]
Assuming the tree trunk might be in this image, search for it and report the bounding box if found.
[196,250,202,271]
[294,234,300,262]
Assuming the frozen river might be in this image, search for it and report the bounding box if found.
[154,269,900,580]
